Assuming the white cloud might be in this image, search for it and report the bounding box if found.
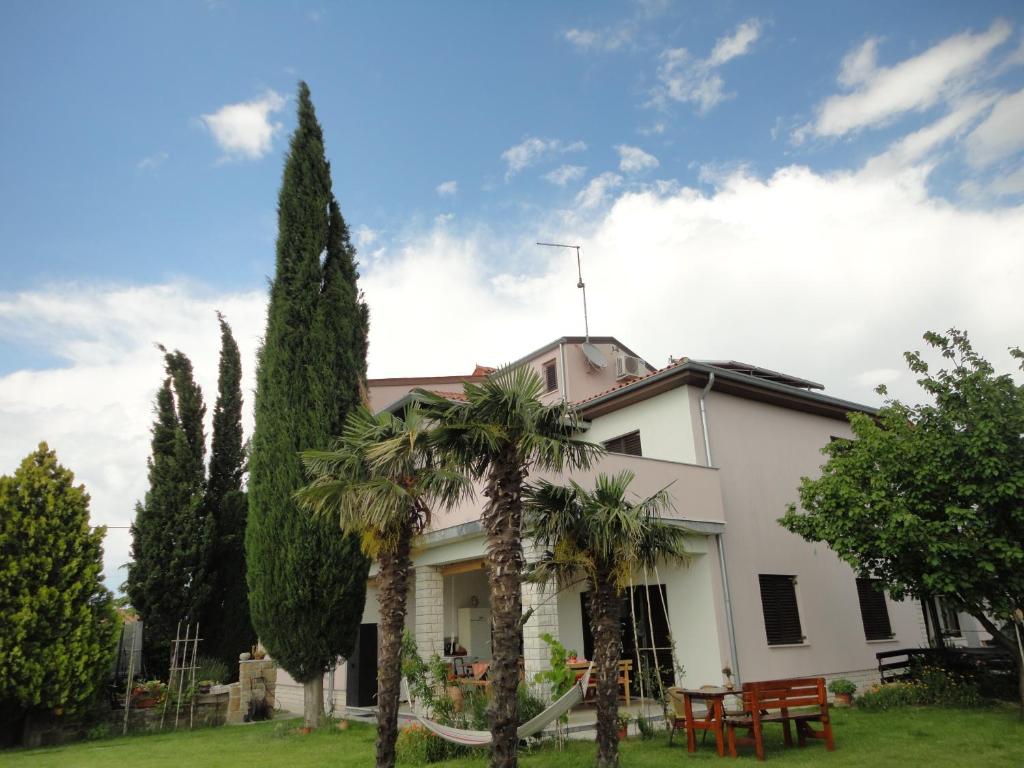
[991,167,1024,196]
[863,95,996,175]
[965,87,1024,167]
[436,180,458,197]
[708,19,762,67]
[617,145,660,173]
[809,21,1012,138]
[501,137,587,178]
[5,145,1024,589]
[575,172,623,208]
[201,90,287,160]
[544,165,587,186]
[435,212,454,226]
[354,225,379,249]
[565,26,632,52]
[639,122,667,136]
[136,151,168,173]
[653,19,761,113]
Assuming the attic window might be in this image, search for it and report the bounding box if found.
[543,360,558,393]
[602,430,642,457]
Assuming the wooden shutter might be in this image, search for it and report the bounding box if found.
[759,574,804,646]
[602,430,642,457]
[543,360,558,392]
[856,578,894,641]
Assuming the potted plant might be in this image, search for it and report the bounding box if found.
[567,650,578,663]
[828,678,856,707]
[722,666,734,690]
[616,714,631,740]
[198,680,213,695]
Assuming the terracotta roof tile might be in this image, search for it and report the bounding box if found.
[472,364,496,376]
[425,389,469,402]
[573,357,690,407]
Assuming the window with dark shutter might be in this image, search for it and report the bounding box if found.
[543,360,558,393]
[602,430,642,457]
[855,578,894,641]
[759,574,804,646]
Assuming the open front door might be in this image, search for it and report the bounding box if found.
[346,623,378,707]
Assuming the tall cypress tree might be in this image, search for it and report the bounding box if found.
[247,82,370,729]
[202,313,255,672]
[127,351,210,675]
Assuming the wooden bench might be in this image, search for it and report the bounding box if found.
[725,677,834,761]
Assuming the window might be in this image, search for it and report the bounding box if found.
[759,574,804,646]
[855,578,894,641]
[602,430,642,457]
[937,599,962,638]
[543,360,558,393]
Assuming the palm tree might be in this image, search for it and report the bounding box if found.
[419,366,600,768]
[296,403,468,768]
[525,470,691,768]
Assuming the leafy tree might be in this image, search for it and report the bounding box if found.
[780,329,1024,711]
[126,350,209,675]
[247,81,370,729]
[420,367,599,768]
[526,471,691,768]
[0,444,117,741]
[201,313,255,673]
[296,404,468,768]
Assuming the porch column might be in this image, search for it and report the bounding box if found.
[415,565,444,659]
[521,551,560,696]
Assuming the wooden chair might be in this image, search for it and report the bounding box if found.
[725,677,835,761]
[666,687,687,745]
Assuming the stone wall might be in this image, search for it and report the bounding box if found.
[227,658,277,723]
[20,693,229,748]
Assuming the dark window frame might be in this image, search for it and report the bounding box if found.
[602,430,642,457]
[543,359,558,393]
[758,574,805,646]
[855,577,894,641]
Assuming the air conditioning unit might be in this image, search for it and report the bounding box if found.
[615,354,645,381]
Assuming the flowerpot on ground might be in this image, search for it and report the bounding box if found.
[617,727,628,739]
[834,692,853,707]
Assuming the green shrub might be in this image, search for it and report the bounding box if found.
[857,666,984,711]
[517,683,546,727]
[828,678,857,696]
[196,656,230,685]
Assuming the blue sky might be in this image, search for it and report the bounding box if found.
[3,1,1022,294]
[2,1,1023,584]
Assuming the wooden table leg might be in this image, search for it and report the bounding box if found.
[712,699,725,757]
[684,696,697,753]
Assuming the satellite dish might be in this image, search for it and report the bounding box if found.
[581,342,607,370]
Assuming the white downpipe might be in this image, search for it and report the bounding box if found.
[699,372,742,683]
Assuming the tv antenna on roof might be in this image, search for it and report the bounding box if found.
[536,241,606,371]
[536,241,591,342]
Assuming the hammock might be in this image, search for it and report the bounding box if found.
[414,663,593,747]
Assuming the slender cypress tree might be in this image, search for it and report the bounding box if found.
[127,351,210,675]
[247,82,370,729]
[202,313,255,671]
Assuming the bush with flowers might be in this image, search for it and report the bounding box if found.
[857,665,984,711]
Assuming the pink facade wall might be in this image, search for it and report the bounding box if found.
[426,452,724,531]
[704,390,926,682]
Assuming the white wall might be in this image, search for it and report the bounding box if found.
[584,386,699,465]
[442,569,490,648]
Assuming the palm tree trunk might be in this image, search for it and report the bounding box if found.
[590,578,624,768]
[482,453,525,768]
[375,525,413,767]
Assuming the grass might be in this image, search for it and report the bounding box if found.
[2,706,1022,768]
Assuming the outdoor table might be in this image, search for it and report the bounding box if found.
[679,686,735,757]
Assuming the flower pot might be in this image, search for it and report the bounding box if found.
[834,692,852,707]
[617,727,628,740]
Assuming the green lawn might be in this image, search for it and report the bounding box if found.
[3,706,1022,768]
